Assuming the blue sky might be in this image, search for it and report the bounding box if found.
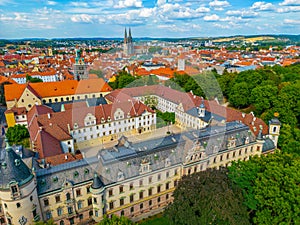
[0,0,299,38]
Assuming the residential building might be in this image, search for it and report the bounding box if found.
[4,78,112,111]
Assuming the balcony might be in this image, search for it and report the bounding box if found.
[33,215,40,222]
[65,199,75,204]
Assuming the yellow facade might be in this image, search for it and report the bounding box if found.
[5,112,16,128]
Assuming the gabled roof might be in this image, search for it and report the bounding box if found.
[107,85,269,136]
[4,78,112,101]
[4,83,27,101]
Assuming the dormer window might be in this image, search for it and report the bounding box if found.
[14,159,20,166]
[101,117,105,123]
[140,159,151,174]
[107,116,111,122]
[227,136,236,148]
[74,123,78,129]
[117,170,125,181]
[84,113,96,127]
[245,137,249,144]
[114,108,124,120]
[165,158,171,167]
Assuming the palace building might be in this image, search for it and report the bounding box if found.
[0,85,281,225]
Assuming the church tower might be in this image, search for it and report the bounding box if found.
[73,47,89,80]
[268,113,281,147]
[0,140,42,224]
[123,28,134,56]
[198,100,205,118]
[178,54,185,71]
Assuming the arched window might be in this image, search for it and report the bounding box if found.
[273,126,277,133]
[66,193,71,200]
[60,220,64,225]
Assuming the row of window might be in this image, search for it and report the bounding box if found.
[41,93,103,104]
[109,191,173,211]
[43,187,90,206]
[108,170,178,197]
[108,180,177,210]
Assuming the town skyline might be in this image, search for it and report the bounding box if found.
[0,0,300,39]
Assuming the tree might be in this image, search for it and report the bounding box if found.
[6,124,30,145]
[144,95,158,109]
[250,85,277,115]
[26,74,43,83]
[98,215,135,225]
[89,69,104,79]
[35,220,55,225]
[108,70,137,89]
[229,82,250,108]
[229,153,300,225]
[165,168,250,225]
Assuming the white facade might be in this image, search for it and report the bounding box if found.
[12,74,58,84]
[71,110,156,143]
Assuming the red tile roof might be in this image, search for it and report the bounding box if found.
[4,78,112,101]
[108,85,269,136]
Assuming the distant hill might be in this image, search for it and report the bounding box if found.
[1,34,299,45]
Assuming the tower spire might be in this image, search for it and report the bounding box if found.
[124,28,127,43]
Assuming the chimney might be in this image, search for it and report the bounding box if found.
[242,113,245,118]
[65,155,68,160]
[67,124,71,133]
[47,113,51,119]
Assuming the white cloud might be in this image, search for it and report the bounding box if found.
[14,13,30,21]
[46,1,57,5]
[138,8,156,18]
[0,0,11,5]
[284,19,300,24]
[114,0,143,8]
[157,3,208,20]
[0,14,13,21]
[277,5,300,12]
[106,11,145,25]
[209,0,230,11]
[279,0,300,6]
[203,14,220,21]
[70,2,89,7]
[196,7,210,13]
[156,0,166,7]
[70,14,94,23]
[213,23,230,29]
[251,1,274,11]
[226,9,258,18]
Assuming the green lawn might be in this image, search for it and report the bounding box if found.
[139,214,169,225]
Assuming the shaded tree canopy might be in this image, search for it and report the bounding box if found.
[228,152,300,225]
[26,74,43,83]
[6,124,29,145]
[98,215,135,225]
[165,168,250,225]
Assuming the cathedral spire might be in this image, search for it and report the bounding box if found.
[124,28,127,43]
[128,27,132,41]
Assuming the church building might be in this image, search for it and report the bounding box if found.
[124,28,134,56]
